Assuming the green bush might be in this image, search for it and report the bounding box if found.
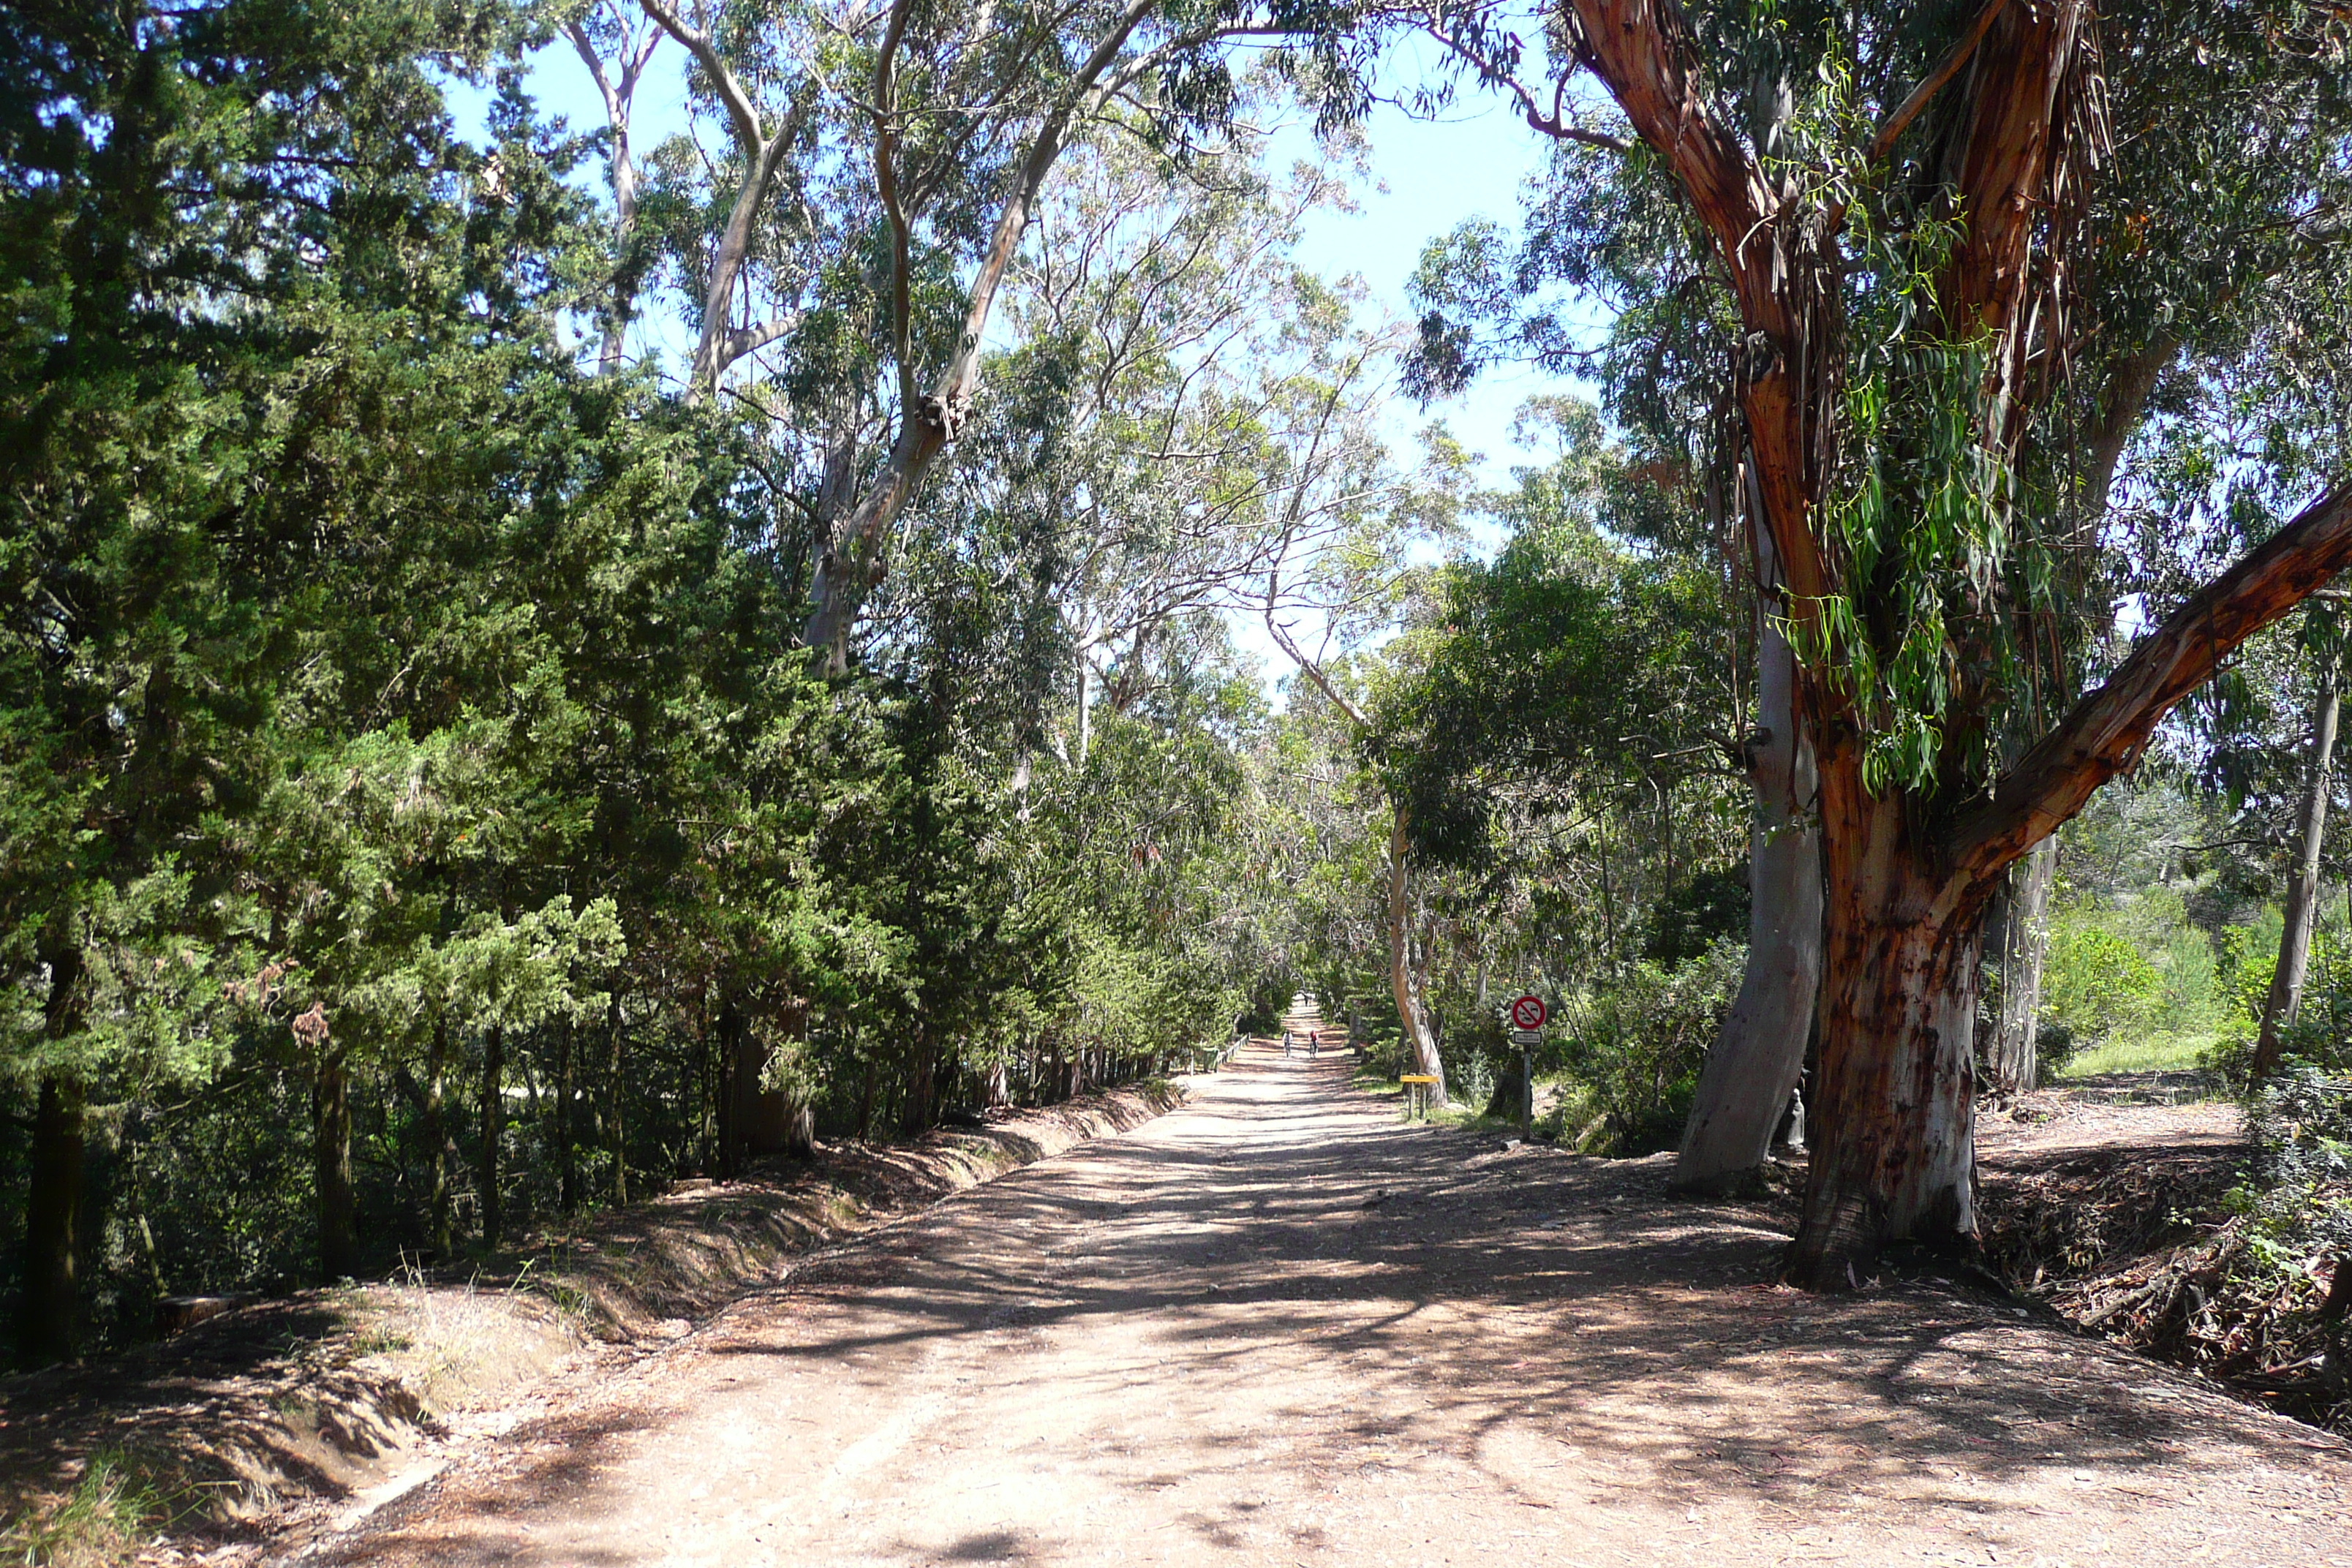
[2218,914,2284,1028]
[2032,1020,2080,1085]
[1558,940,1744,1156]
[2041,914,2164,1043]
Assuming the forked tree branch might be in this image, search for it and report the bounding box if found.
[1950,481,2352,879]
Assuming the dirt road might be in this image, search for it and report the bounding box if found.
[306,1046,2352,1567]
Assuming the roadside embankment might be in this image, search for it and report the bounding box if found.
[0,1082,1184,1563]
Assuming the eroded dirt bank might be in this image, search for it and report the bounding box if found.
[292,1044,2352,1567]
[0,1083,1181,1558]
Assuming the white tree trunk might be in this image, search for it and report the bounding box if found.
[1983,836,2057,1096]
[1672,531,1823,1189]
[2256,661,2341,1077]
[1388,804,1447,1104]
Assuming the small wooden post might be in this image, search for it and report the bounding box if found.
[1399,1074,1439,1121]
[1520,1049,1533,1139]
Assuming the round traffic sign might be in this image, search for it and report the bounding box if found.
[1509,994,1548,1031]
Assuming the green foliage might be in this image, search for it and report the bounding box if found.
[2040,918,2161,1045]
[1558,942,1744,1156]
[1640,866,1749,968]
[3,1449,178,1567]
[0,0,1332,1364]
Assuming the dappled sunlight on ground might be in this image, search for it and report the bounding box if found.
[304,1044,2351,1567]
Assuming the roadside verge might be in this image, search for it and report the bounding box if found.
[0,1081,1185,1564]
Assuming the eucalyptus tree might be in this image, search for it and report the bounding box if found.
[792,0,1351,672]
[1256,382,1469,1100]
[993,135,1365,764]
[1392,0,2352,1279]
[564,1,666,374]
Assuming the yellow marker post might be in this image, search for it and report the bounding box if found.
[1398,1074,1439,1121]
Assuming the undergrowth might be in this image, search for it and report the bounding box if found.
[1,1451,178,1567]
[1986,1065,2352,1430]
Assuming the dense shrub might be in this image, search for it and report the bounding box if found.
[1558,940,1744,1155]
[2041,916,2165,1044]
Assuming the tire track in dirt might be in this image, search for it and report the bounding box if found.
[295,1044,2352,1567]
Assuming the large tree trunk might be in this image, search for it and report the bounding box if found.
[2255,660,2342,1079]
[19,1075,87,1365]
[18,944,87,1365]
[1674,529,1824,1189]
[1788,485,2352,1282]
[314,1058,358,1279]
[1785,790,1986,1287]
[1387,804,1447,1104]
[1983,837,2057,1097]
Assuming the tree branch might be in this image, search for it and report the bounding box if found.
[873,0,918,416]
[1950,481,2352,879]
[1561,0,1768,309]
[1863,0,2009,167]
[718,312,804,366]
[1418,23,1632,154]
[638,0,765,157]
[1264,577,1373,733]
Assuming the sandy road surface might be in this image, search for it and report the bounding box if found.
[306,1047,2352,1567]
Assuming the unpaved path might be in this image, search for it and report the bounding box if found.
[301,1047,2352,1567]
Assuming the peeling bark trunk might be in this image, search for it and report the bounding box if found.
[1387,804,1447,1104]
[1675,524,1824,1190]
[1983,836,2056,1096]
[2255,662,2342,1079]
[1786,789,1985,1286]
[314,1058,357,1279]
[1557,0,2352,1286]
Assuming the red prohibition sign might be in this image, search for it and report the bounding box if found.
[1509,994,1548,1031]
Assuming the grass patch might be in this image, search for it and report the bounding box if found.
[2057,1030,2216,1079]
[3,1450,178,1567]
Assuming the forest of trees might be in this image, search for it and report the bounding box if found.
[5,0,2351,1368]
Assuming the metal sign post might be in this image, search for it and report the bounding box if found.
[1505,995,1546,1139]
